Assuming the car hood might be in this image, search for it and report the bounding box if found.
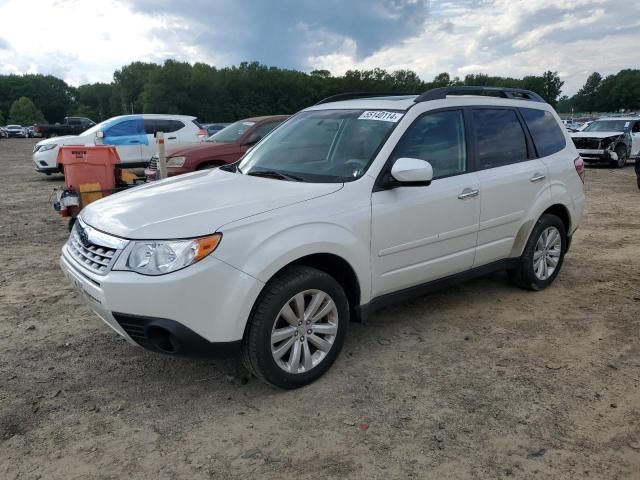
[166,141,238,158]
[37,135,88,146]
[81,169,343,239]
[571,131,624,139]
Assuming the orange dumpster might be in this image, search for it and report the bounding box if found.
[57,146,121,207]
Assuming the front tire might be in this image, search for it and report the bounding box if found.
[242,266,349,389]
[508,214,567,291]
[611,145,627,168]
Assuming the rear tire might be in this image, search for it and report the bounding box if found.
[508,214,567,291]
[242,266,349,389]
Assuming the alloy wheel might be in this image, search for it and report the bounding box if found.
[270,289,339,374]
[533,226,562,281]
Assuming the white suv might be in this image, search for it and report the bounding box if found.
[33,114,207,174]
[60,87,586,389]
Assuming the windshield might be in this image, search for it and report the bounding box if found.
[207,120,256,143]
[583,120,629,132]
[237,109,401,183]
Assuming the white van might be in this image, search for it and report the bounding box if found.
[33,114,207,174]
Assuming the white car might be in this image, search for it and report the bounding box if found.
[60,87,586,388]
[6,125,29,138]
[33,114,207,174]
[570,117,640,167]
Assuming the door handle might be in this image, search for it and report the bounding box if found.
[168,136,177,140]
[127,140,140,144]
[458,188,479,200]
[530,173,546,182]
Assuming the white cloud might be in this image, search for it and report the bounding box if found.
[0,0,638,95]
[308,0,640,94]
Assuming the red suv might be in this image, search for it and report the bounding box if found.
[145,115,288,179]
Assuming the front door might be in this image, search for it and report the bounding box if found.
[103,117,144,164]
[371,109,480,298]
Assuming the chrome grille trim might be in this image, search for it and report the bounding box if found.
[66,219,128,275]
[148,155,158,171]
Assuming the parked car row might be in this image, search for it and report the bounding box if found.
[0,124,43,138]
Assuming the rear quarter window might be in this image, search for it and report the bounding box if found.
[520,108,566,157]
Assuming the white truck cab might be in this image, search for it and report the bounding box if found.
[60,87,586,388]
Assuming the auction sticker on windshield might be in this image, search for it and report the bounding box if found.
[358,111,404,122]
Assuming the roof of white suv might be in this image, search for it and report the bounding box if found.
[307,87,550,112]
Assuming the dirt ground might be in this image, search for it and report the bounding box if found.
[0,138,638,480]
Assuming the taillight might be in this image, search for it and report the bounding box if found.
[197,129,207,138]
[574,156,585,183]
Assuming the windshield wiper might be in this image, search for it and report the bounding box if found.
[246,170,304,182]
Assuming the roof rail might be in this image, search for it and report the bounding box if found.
[415,86,546,103]
[314,91,418,105]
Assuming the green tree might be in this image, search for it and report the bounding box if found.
[113,62,160,113]
[310,69,331,78]
[574,72,601,112]
[541,71,563,106]
[0,109,4,125]
[8,96,46,125]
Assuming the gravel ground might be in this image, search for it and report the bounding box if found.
[0,138,639,479]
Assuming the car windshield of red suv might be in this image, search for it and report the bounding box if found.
[207,120,256,143]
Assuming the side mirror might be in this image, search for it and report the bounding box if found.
[388,157,433,187]
[96,130,104,139]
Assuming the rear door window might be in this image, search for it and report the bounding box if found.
[520,108,566,157]
[472,109,528,169]
[143,119,184,134]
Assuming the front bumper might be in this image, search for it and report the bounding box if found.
[578,149,617,163]
[33,149,59,173]
[60,243,264,356]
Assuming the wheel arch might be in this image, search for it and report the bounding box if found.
[511,203,572,257]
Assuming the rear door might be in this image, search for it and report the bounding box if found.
[103,117,145,164]
[472,107,551,266]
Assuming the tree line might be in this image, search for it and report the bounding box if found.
[557,69,640,114]
[1,60,634,125]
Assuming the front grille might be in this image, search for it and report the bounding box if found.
[148,155,158,171]
[67,222,120,275]
[572,137,601,150]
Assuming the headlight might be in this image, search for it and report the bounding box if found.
[38,144,57,152]
[166,156,186,167]
[124,233,221,275]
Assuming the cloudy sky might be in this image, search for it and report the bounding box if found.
[0,0,638,95]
